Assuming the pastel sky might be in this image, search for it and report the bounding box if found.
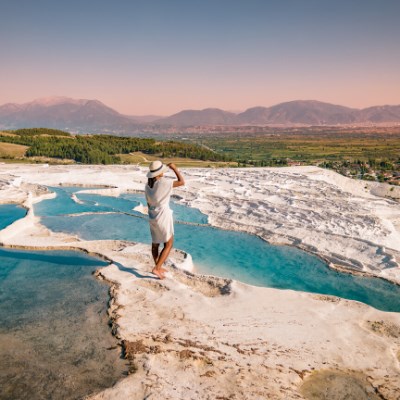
[1,0,400,115]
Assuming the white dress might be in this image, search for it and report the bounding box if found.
[145,178,174,243]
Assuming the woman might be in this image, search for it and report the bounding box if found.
[145,161,185,279]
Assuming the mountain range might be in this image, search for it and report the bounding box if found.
[157,101,400,126]
[0,97,143,133]
[1,97,400,134]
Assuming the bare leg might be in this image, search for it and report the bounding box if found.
[151,243,160,264]
[152,236,174,279]
[156,236,174,270]
[151,242,167,274]
[151,243,164,279]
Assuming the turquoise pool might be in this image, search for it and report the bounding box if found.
[0,203,27,229]
[34,187,400,313]
[0,247,126,400]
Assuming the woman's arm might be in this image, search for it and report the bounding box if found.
[168,163,185,188]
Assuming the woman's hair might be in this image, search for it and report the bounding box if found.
[148,177,156,188]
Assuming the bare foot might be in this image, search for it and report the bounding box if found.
[152,268,165,279]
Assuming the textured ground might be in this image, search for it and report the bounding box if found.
[0,164,399,399]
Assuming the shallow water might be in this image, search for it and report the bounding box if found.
[0,204,27,229]
[0,247,126,400]
[34,186,208,224]
[35,187,400,313]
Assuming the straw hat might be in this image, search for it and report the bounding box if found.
[146,160,168,178]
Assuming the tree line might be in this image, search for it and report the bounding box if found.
[0,128,231,164]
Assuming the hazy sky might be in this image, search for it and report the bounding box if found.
[1,0,399,115]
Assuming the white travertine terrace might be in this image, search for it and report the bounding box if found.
[0,164,399,399]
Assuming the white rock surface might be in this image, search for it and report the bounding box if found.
[0,164,399,399]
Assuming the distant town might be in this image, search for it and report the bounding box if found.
[316,160,399,186]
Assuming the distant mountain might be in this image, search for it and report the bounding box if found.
[1,97,400,132]
[235,106,272,124]
[154,101,400,126]
[359,105,400,123]
[236,100,359,125]
[155,108,238,126]
[0,96,143,133]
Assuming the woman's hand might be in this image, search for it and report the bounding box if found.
[167,163,177,170]
[168,163,185,187]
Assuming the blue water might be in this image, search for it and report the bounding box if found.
[34,186,115,216]
[34,186,208,224]
[35,186,400,313]
[0,204,27,229]
[0,247,126,400]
